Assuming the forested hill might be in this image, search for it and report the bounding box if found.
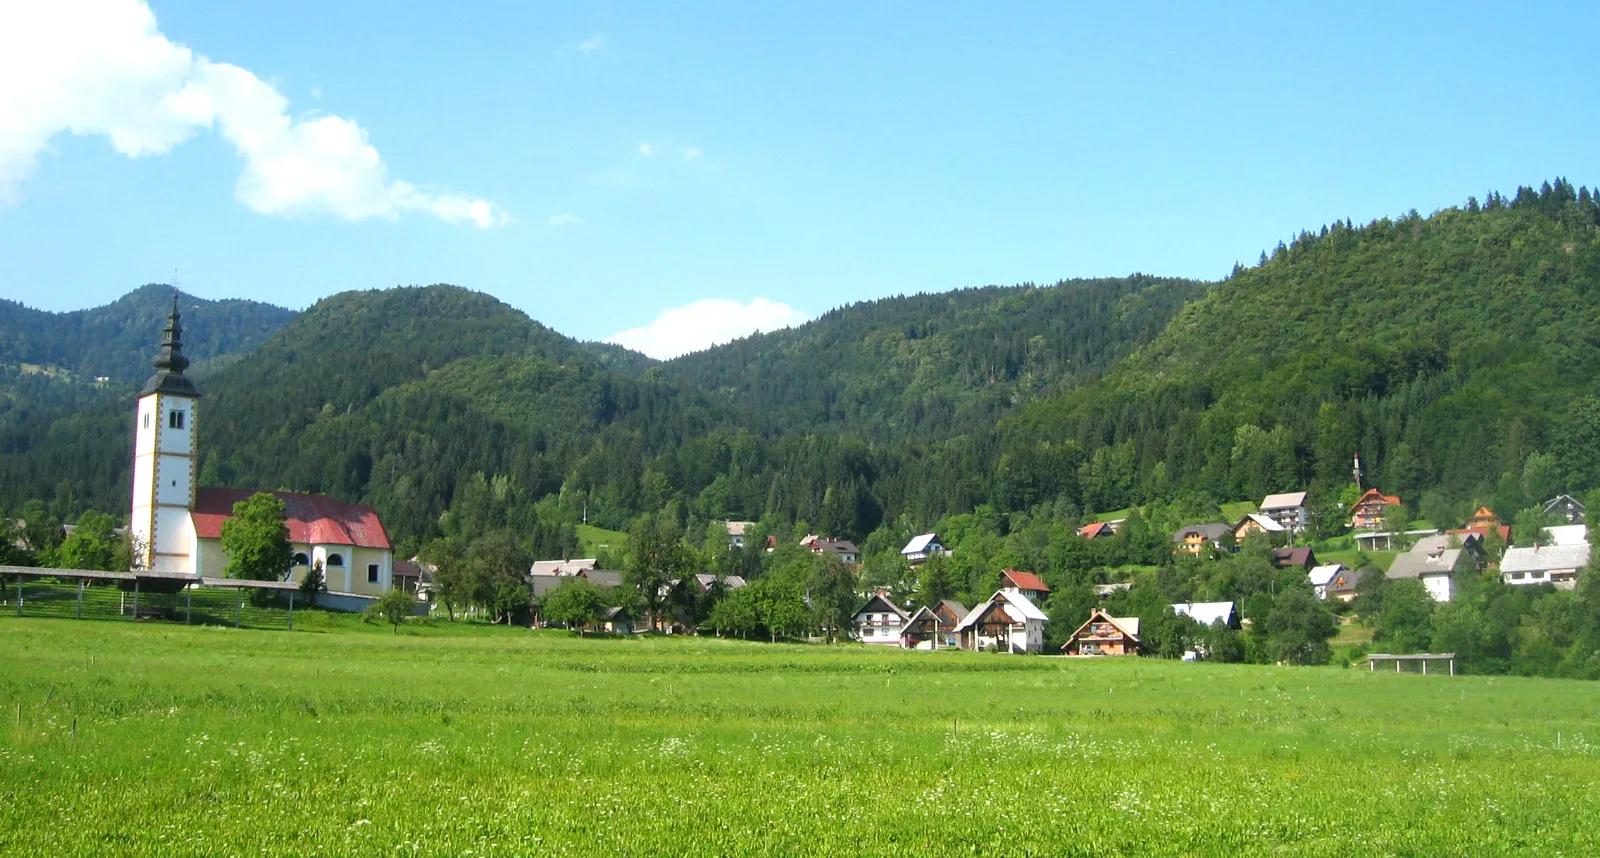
[0,284,294,381]
[661,276,1207,441]
[1006,180,1600,524]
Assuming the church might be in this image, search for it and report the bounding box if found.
[130,301,395,596]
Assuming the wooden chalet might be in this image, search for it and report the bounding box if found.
[1544,494,1586,524]
[1350,489,1401,530]
[1062,608,1141,656]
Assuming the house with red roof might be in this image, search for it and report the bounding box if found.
[1350,489,1401,530]
[999,569,1050,603]
[1079,521,1117,540]
[128,304,395,601]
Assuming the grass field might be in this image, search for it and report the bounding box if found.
[575,523,626,556]
[4,617,1600,856]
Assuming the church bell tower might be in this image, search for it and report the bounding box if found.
[130,297,200,573]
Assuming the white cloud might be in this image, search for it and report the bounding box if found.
[680,146,702,161]
[0,0,507,226]
[576,33,606,54]
[547,213,579,226]
[637,142,654,157]
[606,298,810,360]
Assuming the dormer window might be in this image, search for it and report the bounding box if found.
[169,410,185,429]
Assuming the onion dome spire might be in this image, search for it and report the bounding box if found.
[140,292,200,397]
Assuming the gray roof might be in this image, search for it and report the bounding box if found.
[1172,522,1230,543]
[1260,492,1308,511]
[1500,543,1590,574]
[1387,547,1465,580]
[902,533,940,555]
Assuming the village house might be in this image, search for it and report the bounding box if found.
[855,593,910,645]
[1061,608,1140,656]
[1386,534,1483,602]
[900,599,968,650]
[1233,514,1285,542]
[1307,563,1347,601]
[129,304,394,602]
[1272,546,1318,573]
[1464,506,1501,531]
[900,533,946,566]
[1544,494,1587,524]
[1350,488,1401,530]
[1172,522,1230,556]
[1259,491,1310,532]
[1327,566,1365,602]
[722,521,756,549]
[999,569,1050,603]
[954,590,1048,653]
[1079,521,1117,540]
[1501,543,1590,590]
[530,558,597,577]
[805,537,861,565]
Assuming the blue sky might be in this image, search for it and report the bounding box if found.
[2,1,1597,357]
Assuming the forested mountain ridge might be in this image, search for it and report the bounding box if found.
[0,283,294,381]
[1006,180,1600,525]
[661,276,1208,441]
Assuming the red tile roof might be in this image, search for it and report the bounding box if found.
[1001,569,1050,593]
[191,488,391,550]
[1079,521,1114,539]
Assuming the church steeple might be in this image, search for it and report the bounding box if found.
[141,294,200,398]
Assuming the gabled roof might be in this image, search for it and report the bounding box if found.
[1260,492,1308,511]
[1063,608,1140,645]
[1171,601,1235,627]
[1308,563,1345,588]
[191,488,391,550]
[855,593,909,620]
[1329,566,1365,594]
[902,533,940,554]
[1000,569,1050,593]
[954,589,1048,630]
[1272,547,1316,568]
[530,558,597,577]
[1239,514,1285,533]
[1354,488,1401,507]
[938,599,969,617]
[1501,543,1591,574]
[1173,522,1230,543]
[724,520,755,536]
[1079,521,1116,539]
[1387,547,1464,580]
[814,539,860,556]
[1544,494,1586,512]
[694,573,747,591]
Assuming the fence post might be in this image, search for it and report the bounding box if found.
[132,579,140,622]
[185,588,192,625]
[236,587,244,628]
[15,577,22,618]
[287,590,294,632]
[76,579,84,620]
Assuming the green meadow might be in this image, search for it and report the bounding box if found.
[3,617,1599,857]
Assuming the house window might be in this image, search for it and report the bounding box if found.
[326,553,344,567]
[168,410,185,429]
[292,552,310,567]
[367,563,379,584]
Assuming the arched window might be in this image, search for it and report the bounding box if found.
[326,553,345,567]
[292,552,310,567]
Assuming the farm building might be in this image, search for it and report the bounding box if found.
[901,600,967,649]
[1062,609,1141,656]
[954,590,1048,653]
[855,593,910,645]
